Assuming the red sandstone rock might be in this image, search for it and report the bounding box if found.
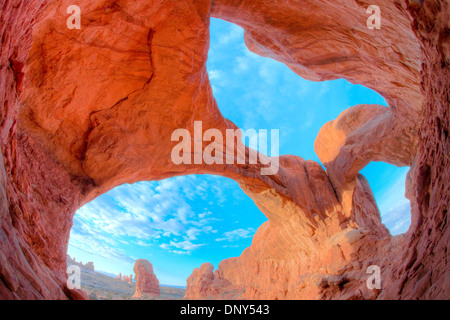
[0,0,448,300]
[185,263,237,300]
[315,104,416,184]
[116,273,121,280]
[132,260,160,298]
[314,104,418,215]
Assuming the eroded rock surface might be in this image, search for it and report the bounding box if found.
[0,0,448,300]
[185,263,238,300]
[132,259,160,298]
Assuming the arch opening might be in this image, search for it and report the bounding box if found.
[360,163,412,235]
[207,18,410,236]
[67,18,415,299]
[207,18,389,162]
[68,174,267,298]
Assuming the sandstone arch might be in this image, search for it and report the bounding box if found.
[0,0,448,299]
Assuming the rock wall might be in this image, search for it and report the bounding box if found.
[0,0,87,300]
[396,0,450,299]
[0,0,448,299]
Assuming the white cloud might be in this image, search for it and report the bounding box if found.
[376,167,412,235]
[382,202,411,235]
[157,218,185,236]
[258,61,278,86]
[171,250,191,255]
[218,24,243,46]
[234,56,250,73]
[170,240,204,251]
[70,175,234,262]
[198,210,212,219]
[158,239,205,255]
[208,69,221,81]
[69,232,134,265]
[185,228,201,240]
[136,240,152,247]
[222,244,241,248]
[216,228,255,242]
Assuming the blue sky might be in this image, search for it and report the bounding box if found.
[68,18,411,286]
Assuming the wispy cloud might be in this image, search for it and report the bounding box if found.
[376,168,411,235]
[170,240,205,251]
[69,232,135,265]
[216,228,255,242]
[159,240,205,255]
[217,23,243,46]
[69,176,233,260]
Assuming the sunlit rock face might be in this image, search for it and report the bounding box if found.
[132,260,159,298]
[0,0,448,299]
[185,263,237,300]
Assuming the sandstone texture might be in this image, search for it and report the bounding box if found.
[0,0,448,300]
[185,263,238,300]
[132,259,160,298]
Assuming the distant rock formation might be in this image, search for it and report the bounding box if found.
[132,260,160,298]
[116,273,133,284]
[67,256,95,275]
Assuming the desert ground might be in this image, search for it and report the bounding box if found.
[79,269,185,300]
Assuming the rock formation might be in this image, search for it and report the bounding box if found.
[67,256,95,275]
[185,263,238,300]
[116,273,122,280]
[122,274,132,283]
[132,260,160,298]
[0,0,448,300]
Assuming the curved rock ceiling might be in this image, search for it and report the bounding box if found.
[0,0,448,299]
